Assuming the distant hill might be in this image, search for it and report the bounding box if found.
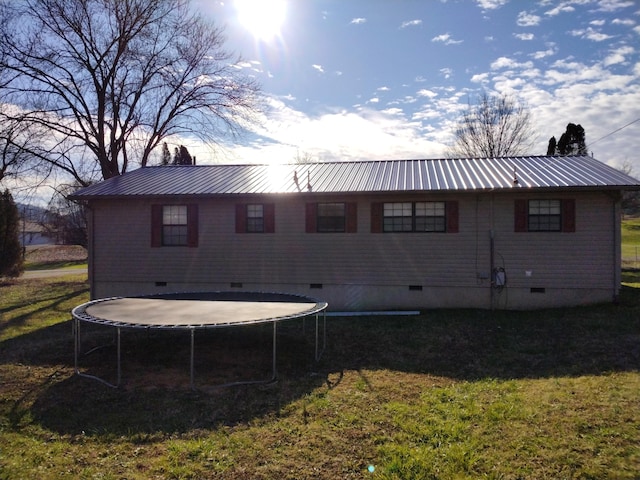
[16,203,49,221]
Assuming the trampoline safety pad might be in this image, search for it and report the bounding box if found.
[84,298,320,327]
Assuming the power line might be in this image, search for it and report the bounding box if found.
[587,117,640,148]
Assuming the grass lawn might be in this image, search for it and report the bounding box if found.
[622,217,640,267]
[1,272,639,479]
[22,244,88,271]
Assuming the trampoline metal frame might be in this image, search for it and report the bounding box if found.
[72,293,328,389]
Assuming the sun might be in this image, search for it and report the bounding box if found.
[235,0,286,40]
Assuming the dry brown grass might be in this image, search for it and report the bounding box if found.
[24,245,87,265]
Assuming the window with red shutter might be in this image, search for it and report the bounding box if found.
[378,201,451,232]
[236,203,275,233]
[371,202,383,233]
[306,202,357,233]
[516,199,575,232]
[151,204,198,247]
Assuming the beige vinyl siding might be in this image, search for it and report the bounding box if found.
[89,189,621,309]
[491,192,616,290]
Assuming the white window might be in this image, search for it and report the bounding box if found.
[162,205,188,245]
[529,200,561,232]
[384,202,445,232]
[317,203,346,232]
[246,204,264,233]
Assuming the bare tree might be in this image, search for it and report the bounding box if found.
[448,93,535,158]
[0,0,262,185]
[45,183,89,246]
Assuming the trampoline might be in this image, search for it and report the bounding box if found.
[72,291,328,389]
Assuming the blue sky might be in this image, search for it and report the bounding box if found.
[193,0,640,171]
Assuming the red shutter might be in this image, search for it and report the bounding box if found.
[187,204,198,247]
[305,203,317,233]
[562,199,576,232]
[514,199,527,232]
[235,204,247,233]
[151,205,162,247]
[446,201,459,233]
[264,203,275,233]
[371,202,383,233]
[346,202,357,233]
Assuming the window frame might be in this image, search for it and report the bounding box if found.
[161,205,189,246]
[246,204,265,233]
[306,202,357,233]
[514,199,575,233]
[235,203,275,233]
[316,202,346,233]
[528,199,561,232]
[151,204,198,247]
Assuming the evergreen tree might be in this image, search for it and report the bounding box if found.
[172,145,194,165]
[161,142,171,165]
[0,189,24,277]
[546,136,557,155]
[549,123,587,156]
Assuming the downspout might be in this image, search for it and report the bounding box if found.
[490,229,495,310]
[87,201,95,300]
[489,192,495,310]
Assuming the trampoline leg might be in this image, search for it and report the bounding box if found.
[315,311,327,361]
[271,321,278,381]
[190,328,195,390]
[116,327,121,387]
[74,318,79,374]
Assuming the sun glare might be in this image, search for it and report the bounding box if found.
[235,0,286,40]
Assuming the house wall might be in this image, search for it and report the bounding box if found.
[88,190,620,310]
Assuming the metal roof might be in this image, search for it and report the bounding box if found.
[70,156,640,199]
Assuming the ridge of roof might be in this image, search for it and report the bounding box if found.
[137,155,594,168]
[70,155,640,199]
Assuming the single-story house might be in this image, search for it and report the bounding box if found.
[19,220,57,246]
[70,155,640,311]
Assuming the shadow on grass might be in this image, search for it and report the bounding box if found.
[0,286,89,338]
[6,285,640,437]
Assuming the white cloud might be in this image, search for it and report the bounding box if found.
[612,18,636,26]
[431,33,463,45]
[569,27,614,41]
[531,46,557,59]
[590,19,606,26]
[400,19,422,28]
[381,107,405,116]
[490,56,535,70]
[417,89,438,98]
[440,68,453,79]
[514,33,535,40]
[244,100,447,161]
[517,11,541,27]
[544,4,575,16]
[475,0,509,11]
[377,86,390,92]
[350,18,366,25]
[595,0,636,12]
[471,73,490,83]
[311,64,325,73]
[603,45,635,66]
